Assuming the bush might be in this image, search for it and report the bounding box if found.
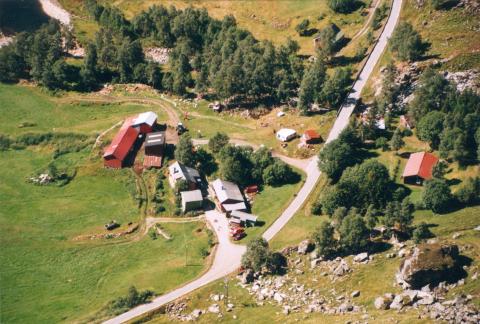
[262,160,299,186]
[412,222,433,243]
[389,22,425,61]
[295,19,310,36]
[375,137,389,151]
[0,134,12,151]
[109,286,154,313]
[455,177,480,206]
[312,221,337,258]
[208,132,230,154]
[422,179,453,213]
[311,201,323,215]
[371,3,389,30]
[328,0,357,13]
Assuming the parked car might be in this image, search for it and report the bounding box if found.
[176,122,187,135]
[232,232,246,241]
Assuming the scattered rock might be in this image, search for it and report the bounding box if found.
[310,258,323,269]
[208,304,220,314]
[374,297,389,310]
[351,290,360,298]
[332,259,350,277]
[353,252,369,263]
[240,269,254,284]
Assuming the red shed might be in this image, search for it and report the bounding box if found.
[402,152,439,185]
[301,129,322,144]
[103,116,139,168]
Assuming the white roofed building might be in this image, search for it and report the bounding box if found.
[132,111,157,133]
[211,179,246,212]
[276,128,297,142]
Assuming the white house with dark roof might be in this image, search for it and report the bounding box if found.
[168,161,201,190]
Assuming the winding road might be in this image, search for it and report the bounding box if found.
[103,0,403,322]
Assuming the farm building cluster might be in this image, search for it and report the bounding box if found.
[103,111,166,169]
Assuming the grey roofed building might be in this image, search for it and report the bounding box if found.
[230,210,258,224]
[223,202,247,212]
[181,189,203,212]
[168,161,201,189]
[211,179,244,204]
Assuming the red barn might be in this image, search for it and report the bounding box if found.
[402,152,439,185]
[132,111,157,133]
[103,116,139,168]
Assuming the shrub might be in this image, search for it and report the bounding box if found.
[0,134,12,151]
[389,22,425,61]
[412,222,433,243]
[375,137,389,151]
[208,132,230,154]
[455,177,480,206]
[262,160,299,186]
[422,179,453,213]
[311,221,337,258]
[328,0,357,13]
[109,286,154,313]
[295,19,310,36]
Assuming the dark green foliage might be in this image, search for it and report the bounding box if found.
[0,134,12,151]
[109,286,154,314]
[332,206,348,230]
[218,145,254,186]
[422,179,453,213]
[388,22,425,61]
[295,19,310,36]
[312,222,336,258]
[242,237,278,272]
[250,147,275,183]
[339,213,369,253]
[320,160,393,215]
[384,198,413,232]
[311,201,323,215]
[318,139,355,181]
[314,25,340,58]
[371,3,389,30]
[432,160,448,179]
[298,57,327,114]
[412,222,433,243]
[375,137,389,151]
[328,0,357,13]
[431,0,459,10]
[321,67,353,109]
[364,204,378,230]
[377,62,399,112]
[455,177,480,206]
[174,134,196,167]
[174,179,189,195]
[390,128,405,151]
[262,160,299,187]
[410,70,480,164]
[195,147,217,176]
[416,111,446,150]
[208,132,230,154]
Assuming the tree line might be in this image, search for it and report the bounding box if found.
[1,1,356,111]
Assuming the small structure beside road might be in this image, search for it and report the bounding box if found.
[402,152,439,185]
[276,128,297,142]
[230,210,258,226]
[181,189,204,212]
[301,129,322,145]
[211,179,246,212]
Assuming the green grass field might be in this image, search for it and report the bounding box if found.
[0,84,211,323]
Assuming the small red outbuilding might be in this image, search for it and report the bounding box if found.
[301,129,322,144]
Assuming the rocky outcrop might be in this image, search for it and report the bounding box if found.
[297,240,314,255]
[396,243,463,289]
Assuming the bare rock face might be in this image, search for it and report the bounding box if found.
[396,243,463,289]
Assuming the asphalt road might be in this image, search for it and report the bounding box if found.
[104,0,403,321]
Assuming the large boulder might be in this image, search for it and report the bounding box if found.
[396,243,464,289]
[298,240,314,255]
